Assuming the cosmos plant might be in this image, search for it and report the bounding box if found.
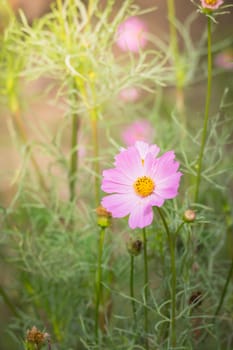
[101,141,182,229]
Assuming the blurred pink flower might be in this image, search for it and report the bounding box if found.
[119,87,140,102]
[116,16,148,53]
[215,50,233,70]
[200,0,223,9]
[101,141,182,229]
[122,120,154,146]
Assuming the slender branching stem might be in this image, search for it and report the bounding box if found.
[0,284,19,317]
[214,256,233,318]
[157,207,176,348]
[142,227,149,349]
[10,106,47,192]
[194,17,212,202]
[95,227,106,343]
[130,255,137,326]
[167,0,185,124]
[91,109,100,205]
[68,80,80,202]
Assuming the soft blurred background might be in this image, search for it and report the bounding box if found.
[0,0,232,204]
[0,1,232,349]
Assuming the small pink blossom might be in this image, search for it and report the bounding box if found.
[122,120,154,146]
[119,87,140,102]
[101,141,182,229]
[200,0,223,10]
[215,50,233,70]
[116,16,148,53]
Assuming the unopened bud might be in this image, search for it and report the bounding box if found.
[183,209,196,223]
[127,238,143,256]
[188,291,203,308]
[26,326,49,346]
[96,205,112,228]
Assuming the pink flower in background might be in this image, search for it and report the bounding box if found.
[119,87,140,102]
[122,120,154,146]
[101,141,182,229]
[200,0,223,10]
[116,16,148,53]
[215,50,233,70]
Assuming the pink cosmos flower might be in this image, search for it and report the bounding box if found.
[119,87,140,102]
[116,16,148,53]
[215,50,233,70]
[122,120,154,146]
[200,0,223,10]
[101,141,182,229]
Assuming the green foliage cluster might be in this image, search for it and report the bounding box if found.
[0,1,232,350]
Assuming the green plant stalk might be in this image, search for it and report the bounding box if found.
[10,99,47,192]
[130,255,137,326]
[95,227,106,343]
[157,208,176,348]
[142,227,149,350]
[0,284,19,317]
[194,17,212,203]
[68,82,80,202]
[167,0,185,123]
[91,109,100,206]
[214,256,233,318]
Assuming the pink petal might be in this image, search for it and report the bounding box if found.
[155,172,182,199]
[101,168,133,194]
[135,141,160,160]
[114,146,144,179]
[128,202,153,229]
[101,193,137,218]
[150,151,180,182]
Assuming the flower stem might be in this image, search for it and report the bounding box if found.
[130,255,137,327]
[10,107,47,192]
[91,111,100,206]
[214,256,233,319]
[167,0,186,125]
[95,227,106,343]
[194,17,212,203]
[68,80,80,202]
[157,208,176,348]
[142,227,149,349]
[0,284,19,317]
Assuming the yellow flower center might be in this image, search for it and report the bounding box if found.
[204,0,218,4]
[133,176,155,197]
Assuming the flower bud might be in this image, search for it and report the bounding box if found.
[183,209,196,223]
[188,291,203,308]
[26,326,49,346]
[96,205,112,228]
[127,238,143,256]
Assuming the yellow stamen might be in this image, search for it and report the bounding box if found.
[134,176,155,197]
[204,0,218,4]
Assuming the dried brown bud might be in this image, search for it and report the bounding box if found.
[188,291,203,308]
[183,209,196,223]
[26,326,49,345]
[96,205,112,228]
[127,238,143,256]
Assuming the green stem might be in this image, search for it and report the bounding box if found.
[0,284,19,317]
[130,255,137,326]
[157,208,176,348]
[214,257,233,318]
[68,82,79,202]
[142,227,149,350]
[194,17,212,203]
[91,110,100,206]
[167,0,185,125]
[167,0,178,64]
[10,108,47,192]
[95,227,106,343]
